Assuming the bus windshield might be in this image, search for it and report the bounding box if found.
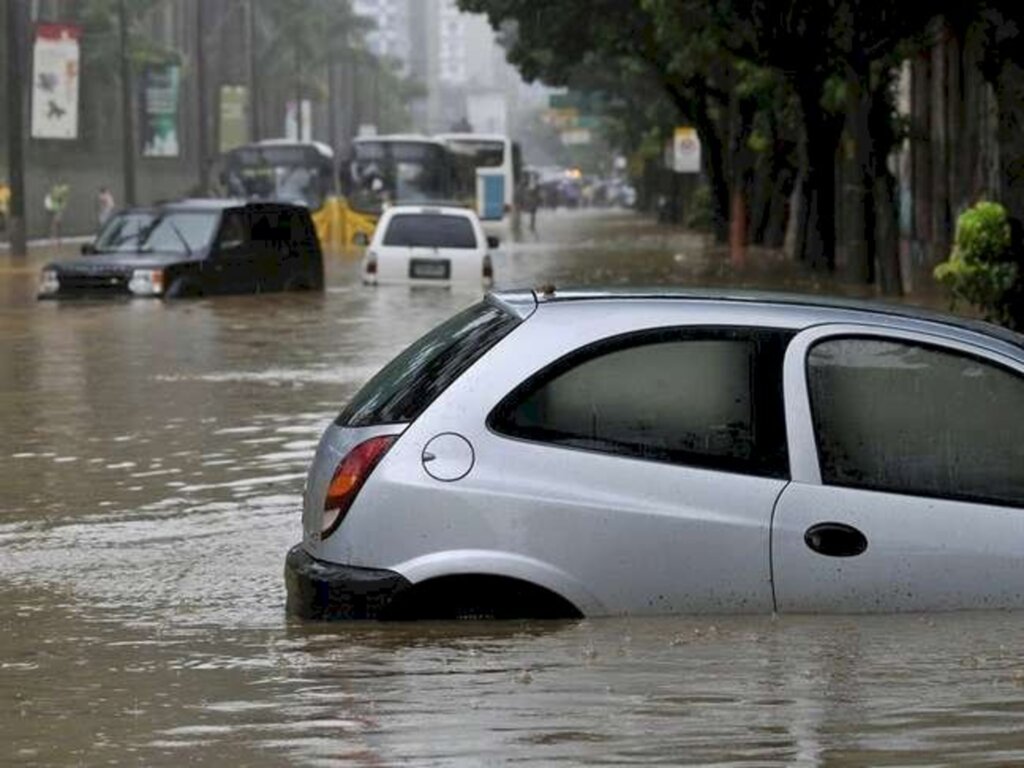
[222,144,333,211]
[445,139,505,168]
[346,140,456,214]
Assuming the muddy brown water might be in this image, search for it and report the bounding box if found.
[3,210,1023,766]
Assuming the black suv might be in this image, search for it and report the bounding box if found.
[38,199,324,299]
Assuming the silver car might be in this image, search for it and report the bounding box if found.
[285,288,1024,619]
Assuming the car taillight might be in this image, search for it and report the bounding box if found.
[321,435,396,539]
[482,254,493,280]
[365,251,378,275]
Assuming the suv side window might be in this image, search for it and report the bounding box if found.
[216,210,248,251]
[807,337,1024,506]
[489,328,791,478]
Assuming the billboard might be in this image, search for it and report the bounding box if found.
[219,85,248,153]
[31,24,80,140]
[141,64,181,157]
[672,126,702,173]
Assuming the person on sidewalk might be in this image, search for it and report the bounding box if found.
[44,182,70,244]
[0,179,10,233]
[96,187,115,228]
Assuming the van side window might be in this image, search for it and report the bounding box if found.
[489,328,791,478]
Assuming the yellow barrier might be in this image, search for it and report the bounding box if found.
[311,196,379,257]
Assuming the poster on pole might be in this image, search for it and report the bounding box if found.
[219,85,249,153]
[141,65,181,157]
[672,126,702,173]
[31,24,80,140]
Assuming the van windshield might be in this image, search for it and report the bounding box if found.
[383,213,478,249]
[336,300,521,427]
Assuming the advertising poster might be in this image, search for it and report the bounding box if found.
[31,24,81,140]
[141,65,181,157]
[672,126,702,174]
[219,85,249,153]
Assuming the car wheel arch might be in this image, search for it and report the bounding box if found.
[390,549,603,618]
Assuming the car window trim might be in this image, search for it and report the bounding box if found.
[785,323,1024,501]
[487,325,794,480]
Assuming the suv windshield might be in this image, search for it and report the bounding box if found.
[382,213,478,249]
[336,300,521,427]
[141,211,219,254]
[93,211,156,252]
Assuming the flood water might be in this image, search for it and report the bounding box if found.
[3,210,1023,766]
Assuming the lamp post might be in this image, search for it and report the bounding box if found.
[5,0,28,255]
[118,0,136,205]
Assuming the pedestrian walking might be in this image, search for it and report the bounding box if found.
[44,182,69,244]
[96,186,115,227]
[0,178,10,233]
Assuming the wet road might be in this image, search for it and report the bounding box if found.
[3,210,1024,766]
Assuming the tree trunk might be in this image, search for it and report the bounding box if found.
[795,86,842,270]
[995,60,1024,227]
[844,62,874,283]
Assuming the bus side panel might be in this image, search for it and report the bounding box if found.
[478,171,506,221]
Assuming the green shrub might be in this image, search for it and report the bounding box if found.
[686,184,713,232]
[933,200,1018,326]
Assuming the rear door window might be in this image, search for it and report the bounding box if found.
[337,300,521,427]
[382,213,478,248]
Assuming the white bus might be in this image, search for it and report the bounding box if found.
[435,133,521,236]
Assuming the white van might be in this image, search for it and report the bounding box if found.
[362,205,496,287]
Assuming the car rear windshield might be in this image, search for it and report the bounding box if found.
[336,300,521,427]
[382,213,478,249]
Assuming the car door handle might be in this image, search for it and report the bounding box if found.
[804,522,868,558]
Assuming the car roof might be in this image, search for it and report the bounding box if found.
[489,286,1024,352]
[384,204,478,218]
[158,198,307,214]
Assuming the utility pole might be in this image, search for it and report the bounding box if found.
[118,0,136,205]
[5,0,28,256]
[295,45,303,141]
[245,0,259,142]
[196,0,210,192]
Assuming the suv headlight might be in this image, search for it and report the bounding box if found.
[38,269,60,296]
[128,269,164,296]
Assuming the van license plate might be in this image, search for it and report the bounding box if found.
[410,259,450,279]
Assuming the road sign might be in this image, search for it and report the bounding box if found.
[672,126,701,173]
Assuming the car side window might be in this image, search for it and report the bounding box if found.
[807,337,1024,507]
[489,328,791,478]
[216,211,247,251]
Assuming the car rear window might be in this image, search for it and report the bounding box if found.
[382,213,478,249]
[336,300,521,427]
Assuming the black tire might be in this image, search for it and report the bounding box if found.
[165,278,203,299]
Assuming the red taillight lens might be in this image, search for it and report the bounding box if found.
[321,435,397,539]
[482,254,493,280]
[365,253,378,275]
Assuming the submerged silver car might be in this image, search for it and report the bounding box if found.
[285,288,1024,620]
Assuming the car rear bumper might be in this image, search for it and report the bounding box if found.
[284,544,411,620]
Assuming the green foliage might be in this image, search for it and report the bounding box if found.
[686,185,714,231]
[934,201,1018,325]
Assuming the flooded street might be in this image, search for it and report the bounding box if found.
[3,210,1023,766]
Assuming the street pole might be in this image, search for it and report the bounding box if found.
[245,0,259,142]
[196,0,210,193]
[118,0,136,206]
[5,0,28,256]
[295,46,303,141]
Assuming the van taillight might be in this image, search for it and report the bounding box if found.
[321,435,397,539]
[482,254,493,280]
[365,252,378,275]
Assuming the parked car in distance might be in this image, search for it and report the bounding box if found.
[286,288,1024,621]
[39,199,323,299]
[362,204,496,287]
[81,207,156,255]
